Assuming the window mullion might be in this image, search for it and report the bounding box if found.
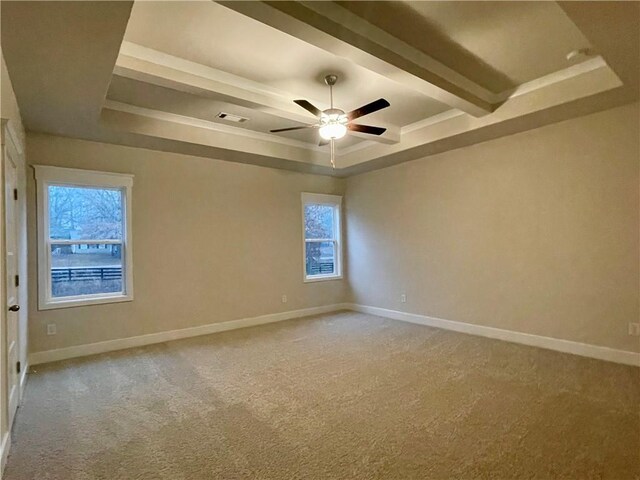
[49,239,122,245]
[305,238,334,243]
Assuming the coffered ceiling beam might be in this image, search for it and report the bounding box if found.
[114,42,401,144]
[218,1,495,117]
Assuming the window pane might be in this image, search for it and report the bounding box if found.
[305,241,335,276]
[48,185,123,240]
[304,204,334,239]
[50,243,123,298]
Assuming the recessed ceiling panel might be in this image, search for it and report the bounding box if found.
[106,75,365,149]
[339,1,592,92]
[123,0,450,127]
[2,0,633,176]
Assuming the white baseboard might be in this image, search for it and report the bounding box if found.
[27,302,639,368]
[0,432,10,476]
[346,304,640,367]
[29,303,350,366]
[0,364,28,477]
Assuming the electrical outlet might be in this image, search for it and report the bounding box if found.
[400,294,406,303]
[628,323,640,336]
[281,295,287,304]
[46,324,57,336]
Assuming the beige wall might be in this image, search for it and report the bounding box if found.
[24,103,640,356]
[346,103,640,353]
[27,133,346,353]
[1,49,28,466]
[1,54,24,146]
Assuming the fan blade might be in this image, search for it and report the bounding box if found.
[348,124,387,136]
[269,125,315,133]
[294,99,322,117]
[347,98,390,121]
[319,137,329,146]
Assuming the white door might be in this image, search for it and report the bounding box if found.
[4,144,20,427]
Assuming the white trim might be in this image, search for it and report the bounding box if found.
[50,239,122,246]
[338,57,620,170]
[303,273,343,283]
[0,119,23,154]
[402,109,466,135]
[33,165,133,186]
[33,166,134,310]
[0,432,10,476]
[346,304,640,367]
[28,303,350,365]
[337,140,376,156]
[116,43,401,147]
[37,292,133,311]
[19,361,28,403]
[301,193,343,282]
[103,100,327,153]
[399,58,609,136]
[301,192,343,206]
[119,41,305,106]
[26,302,639,368]
[495,56,608,102]
[400,56,602,137]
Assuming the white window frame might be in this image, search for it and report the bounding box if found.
[34,166,134,310]
[301,192,342,283]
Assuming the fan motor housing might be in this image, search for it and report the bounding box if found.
[322,108,347,121]
[324,74,338,86]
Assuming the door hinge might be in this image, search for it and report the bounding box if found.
[14,274,19,287]
[13,188,17,201]
[16,361,20,374]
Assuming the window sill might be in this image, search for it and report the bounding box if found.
[38,294,133,311]
[304,274,343,283]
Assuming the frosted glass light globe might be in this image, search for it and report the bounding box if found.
[319,123,347,140]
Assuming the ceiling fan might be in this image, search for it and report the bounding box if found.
[269,74,390,168]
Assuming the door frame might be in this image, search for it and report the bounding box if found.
[0,119,24,473]
[3,131,20,429]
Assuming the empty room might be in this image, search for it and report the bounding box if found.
[0,1,638,478]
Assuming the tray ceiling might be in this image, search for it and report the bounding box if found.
[1,1,638,176]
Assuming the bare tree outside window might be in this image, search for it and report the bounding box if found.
[48,185,124,297]
[304,204,337,276]
[49,186,122,240]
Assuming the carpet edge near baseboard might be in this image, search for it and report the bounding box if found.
[347,303,640,367]
[28,303,639,367]
[28,303,351,366]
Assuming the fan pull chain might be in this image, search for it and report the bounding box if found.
[330,139,335,169]
[330,82,335,168]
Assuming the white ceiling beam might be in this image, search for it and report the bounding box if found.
[218,1,495,117]
[101,103,331,166]
[103,99,325,152]
[114,42,401,144]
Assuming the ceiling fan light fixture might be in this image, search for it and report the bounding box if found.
[319,122,347,140]
[270,75,390,167]
[319,110,348,140]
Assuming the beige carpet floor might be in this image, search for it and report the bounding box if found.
[5,311,639,479]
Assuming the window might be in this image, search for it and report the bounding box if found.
[302,193,342,282]
[34,166,133,309]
